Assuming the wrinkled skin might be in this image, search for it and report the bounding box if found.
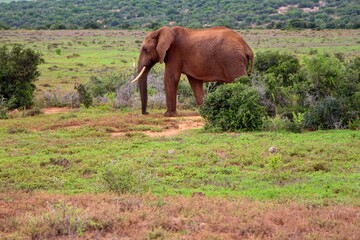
[136,26,254,117]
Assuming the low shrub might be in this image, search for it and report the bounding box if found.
[101,161,153,194]
[35,89,79,108]
[75,84,93,108]
[200,81,266,131]
[87,72,128,97]
[261,115,287,132]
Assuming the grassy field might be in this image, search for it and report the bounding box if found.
[0,29,359,92]
[0,29,360,239]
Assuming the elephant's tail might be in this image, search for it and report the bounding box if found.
[246,51,254,76]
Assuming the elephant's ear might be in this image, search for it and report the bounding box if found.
[153,27,175,64]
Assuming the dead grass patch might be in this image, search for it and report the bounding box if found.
[0,191,359,239]
[33,109,205,137]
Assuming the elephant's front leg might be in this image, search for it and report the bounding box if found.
[163,69,180,117]
[187,76,204,106]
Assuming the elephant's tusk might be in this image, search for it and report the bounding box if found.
[131,66,146,83]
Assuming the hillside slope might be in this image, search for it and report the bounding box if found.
[0,0,359,30]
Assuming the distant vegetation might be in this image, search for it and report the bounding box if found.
[0,0,359,30]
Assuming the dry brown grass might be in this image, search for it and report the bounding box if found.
[1,191,359,239]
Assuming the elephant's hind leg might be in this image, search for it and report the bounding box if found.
[187,76,204,106]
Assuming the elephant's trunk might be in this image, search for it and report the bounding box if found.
[137,65,151,115]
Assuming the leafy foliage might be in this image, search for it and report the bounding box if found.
[0,44,44,109]
[200,81,266,131]
[0,0,359,30]
[83,51,359,132]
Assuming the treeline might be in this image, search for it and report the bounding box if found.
[0,0,359,30]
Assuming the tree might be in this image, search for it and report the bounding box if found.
[0,44,44,109]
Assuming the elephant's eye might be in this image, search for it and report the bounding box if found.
[142,47,148,53]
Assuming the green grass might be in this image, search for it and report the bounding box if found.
[1,108,359,205]
[0,29,359,206]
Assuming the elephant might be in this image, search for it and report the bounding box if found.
[132,26,254,117]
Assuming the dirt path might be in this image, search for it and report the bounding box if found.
[149,116,204,137]
[111,115,205,137]
[40,108,205,137]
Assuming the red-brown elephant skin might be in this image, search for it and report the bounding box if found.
[132,26,254,117]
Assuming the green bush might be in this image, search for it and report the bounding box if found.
[255,51,300,86]
[0,44,44,109]
[304,96,346,130]
[302,53,345,99]
[200,81,266,131]
[253,52,303,115]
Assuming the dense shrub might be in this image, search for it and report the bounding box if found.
[251,52,359,131]
[253,51,303,116]
[0,44,44,109]
[255,51,300,86]
[304,96,346,130]
[301,53,345,99]
[200,81,266,131]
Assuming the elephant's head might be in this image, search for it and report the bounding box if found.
[132,26,175,115]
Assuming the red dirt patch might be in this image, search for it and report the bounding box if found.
[111,115,204,137]
[36,108,205,137]
[1,191,359,239]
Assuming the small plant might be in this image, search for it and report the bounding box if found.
[285,112,304,133]
[55,48,61,55]
[267,154,283,172]
[75,84,93,108]
[261,115,287,132]
[101,160,152,194]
